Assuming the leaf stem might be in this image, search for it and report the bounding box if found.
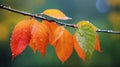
[0,5,120,34]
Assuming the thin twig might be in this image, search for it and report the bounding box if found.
[96,29,120,34]
[0,5,120,34]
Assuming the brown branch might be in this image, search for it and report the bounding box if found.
[0,5,77,28]
[0,5,120,34]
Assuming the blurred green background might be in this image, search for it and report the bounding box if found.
[0,0,120,67]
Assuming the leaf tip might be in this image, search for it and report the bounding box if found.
[11,53,16,61]
[95,34,102,52]
[62,61,65,64]
[64,17,72,20]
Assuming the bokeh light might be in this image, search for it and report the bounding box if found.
[96,0,110,13]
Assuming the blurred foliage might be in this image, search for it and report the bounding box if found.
[108,0,120,7]
[0,0,120,67]
[109,12,120,31]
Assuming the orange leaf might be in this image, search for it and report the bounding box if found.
[41,9,72,20]
[30,21,49,56]
[42,20,58,33]
[55,28,73,63]
[29,38,37,53]
[42,20,58,44]
[10,19,35,60]
[95,34,101,52]
[51,26,64,47]
[73,33,85,61]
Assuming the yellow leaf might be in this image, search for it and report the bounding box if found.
[77,21,98,31]
[41,9,72,20]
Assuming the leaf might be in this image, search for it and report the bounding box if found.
[10,19,35,60]
[55,28,73,63]
[75,21,96,60]
[30,21,49,56]
[29,39,37,53]
[51,26,64,47]
[41,9,72,20]
[73,33,85,61]
[95,34,101,52]
[42,20,58,45]
[77,21,101,52]
[77,21,98,31]
[42,20,58,34]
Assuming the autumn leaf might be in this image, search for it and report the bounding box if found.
[42,20,58,45]
[55,28,73,63]
[30,21,49,56]
[29,39,37,53]
[77,21,98,31]
[51,26,64,47]
[10,19,35,60]
[73,33,85,61]
[77,21,101,52]
[41,9,72,20]
[75,21,96,60]
[95,34,101,52]
[42,20,58,34]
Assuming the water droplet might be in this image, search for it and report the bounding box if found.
[12,53,14,56]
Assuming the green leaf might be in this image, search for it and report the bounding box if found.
[75,21,96,60]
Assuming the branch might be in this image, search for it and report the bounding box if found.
[0,5,120,34]
[0,5,77,28]
[96,29,120,34]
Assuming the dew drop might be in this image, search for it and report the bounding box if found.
[12,53,14,56]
